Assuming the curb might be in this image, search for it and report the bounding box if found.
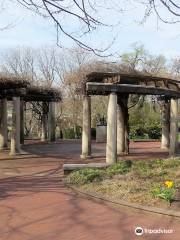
[66,184,180,219]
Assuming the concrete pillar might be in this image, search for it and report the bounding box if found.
[81,95,91,159]
[169,98,179,156]
[117,99,125,154]
[20,100,24,144]
[41,102,48,142]
[10,97,21,155]
[0,98,8,150]
[117,96,129,155]
[106,93,117,164]
[161,100,170,149]
[124,100,129,155]
[49,102,56,142]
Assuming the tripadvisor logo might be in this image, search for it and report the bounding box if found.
[135,227,144,236]
[134,226,173,236]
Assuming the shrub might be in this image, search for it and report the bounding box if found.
[74,125,82,138]
[151,186,175,204]
[151,181,175,204]
[63,126,82,139]
[63,128,76,139]
[68,168,103,185]
[91,128,96,139]
[146,122,161,139]
[130,125,146,139]
[106,160,132,177]
[147,128,161,139]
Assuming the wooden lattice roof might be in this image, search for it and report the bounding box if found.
[25,86,62,102]
[85,72,180,98]
[0,75,62,102]
[0,75,30,89]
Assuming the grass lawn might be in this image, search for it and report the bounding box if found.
[66,158,180,210]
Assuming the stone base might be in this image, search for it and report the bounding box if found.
[117,151,129,156]
[63,162,110,175]
[161,146,169,150]
[80,154,92,159]
[9,149,22,156]
[0,147,8,151]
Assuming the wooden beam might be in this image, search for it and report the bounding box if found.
[24,96,59,102]
[0,88,26,97]
[86,82,180,97]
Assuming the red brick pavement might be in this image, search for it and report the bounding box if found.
[0,140,179,240]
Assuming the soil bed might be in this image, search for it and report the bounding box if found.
[66,158,180,211]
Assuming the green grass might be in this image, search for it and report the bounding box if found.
[66,158,180,208]
[67,158,180,185]
[105,160,132,177]
[67,168,103,185]
[67,160,132,185]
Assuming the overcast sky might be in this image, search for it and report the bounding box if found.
[1,0,180,59]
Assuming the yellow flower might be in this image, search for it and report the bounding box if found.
[164,180,174,188]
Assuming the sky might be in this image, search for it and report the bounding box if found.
[1,0,180,60]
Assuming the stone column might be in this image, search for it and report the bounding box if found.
[117,96,129,155]
[169,98,178,156]
[106,92,117,164]
[20,100,24,144]
[161,100,170,149]
[81,95,91,159]
[49,102,56,142]
[41,102,48,142]
[117,98,125,154]
[0,98,8,150]
[124,102,129,155]
[10,97,21,155]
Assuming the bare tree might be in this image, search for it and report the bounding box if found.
[15,0,112,54]
[141,1,180,24]
[38,47,60,87]
[1,47,37,82]
[120,43,167,76]
[170,57,180,79]
[0,2,15,31]
[14,1,180,55]
[0,46,65,138]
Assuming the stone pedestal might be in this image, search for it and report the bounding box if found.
[81,95,91,159]
[106,93,117,164]
[96,125,107,143]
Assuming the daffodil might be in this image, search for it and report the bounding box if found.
[164,180,174,188]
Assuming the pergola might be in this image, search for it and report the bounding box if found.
[0,76,61,155]
[81,72,180,163]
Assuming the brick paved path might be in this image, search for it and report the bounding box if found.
[0,141,179,240]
